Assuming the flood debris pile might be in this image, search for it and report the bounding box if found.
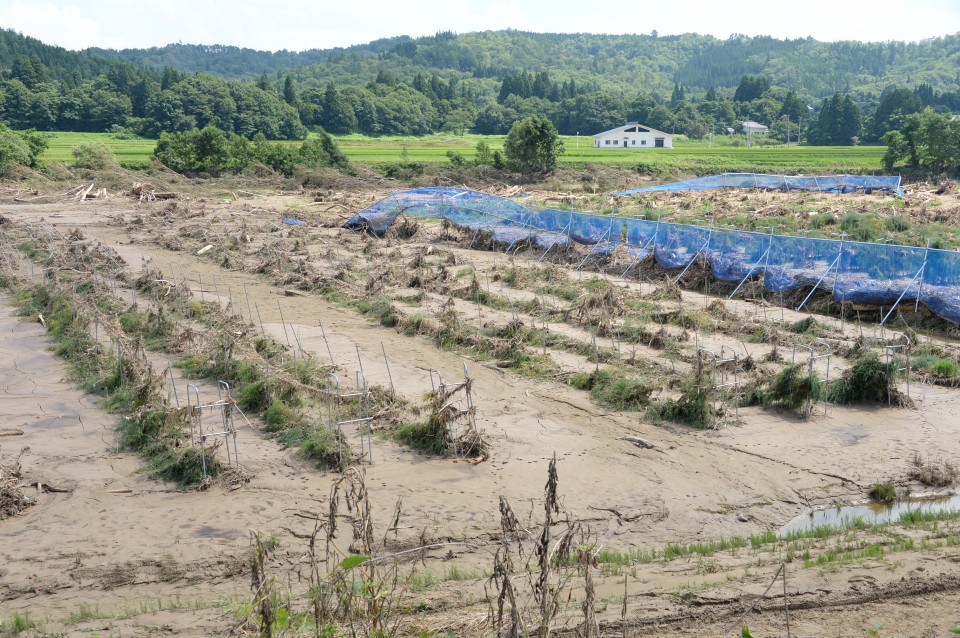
[0,447,32,520]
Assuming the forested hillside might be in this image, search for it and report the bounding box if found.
[92,30,960,99]
[85,36,410,80]
[0,27,957,145]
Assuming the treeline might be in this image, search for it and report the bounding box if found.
[93,30,960,100]
[85,37,411,80]
[153,126,346,176]
[0,28,958,145]
[0,50,305,139]
[883,110,960,176]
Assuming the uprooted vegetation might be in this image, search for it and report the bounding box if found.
[908,452,958,488]
[0,446,32,520]
[390,374,487,459]
[8,267,222,486]
[2,220,387,482]
[113,188,936,433]
[6,181,960,636]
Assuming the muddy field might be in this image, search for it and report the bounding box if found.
[1,183,960,637]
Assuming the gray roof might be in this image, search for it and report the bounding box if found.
[592,123,671,138]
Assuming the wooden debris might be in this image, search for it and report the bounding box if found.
[196,244,214,256]
[129,183,178,203]
[619,435,655,449]
[105,488,133,494]
[0,429,24,437]
[76,183,95,201]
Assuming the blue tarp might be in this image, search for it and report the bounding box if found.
[611,173,903,197]
[345,186,960,324]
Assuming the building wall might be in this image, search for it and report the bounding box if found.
[592,130,672,149]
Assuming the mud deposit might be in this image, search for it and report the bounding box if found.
[1,189,960,636]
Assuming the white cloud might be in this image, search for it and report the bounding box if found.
[0,1,113,49]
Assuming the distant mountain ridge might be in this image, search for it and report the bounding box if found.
[75,30,960,98]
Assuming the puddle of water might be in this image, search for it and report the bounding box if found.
[780,493,960,537]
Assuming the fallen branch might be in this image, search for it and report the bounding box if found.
[619,435,654,449]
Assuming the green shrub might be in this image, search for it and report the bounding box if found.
[118,409,215,486]
[930,358,959,378]
[789,316,817,334]
[263,397,295,432]
[830,353,894,404]
[810,212,836,229]
[369,298,399,327]
[0,124,46,174]
[570,368,653,411]
[392,415,450,456]
[446,150,467,168]
[71,142,116,169]
[646,381,711,428]
[767,363,824,411]
[868,482,896,504]
[885,216,910,232]
[300,427,346,470]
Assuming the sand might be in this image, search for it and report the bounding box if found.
[1,190,959,636]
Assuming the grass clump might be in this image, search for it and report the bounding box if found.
[829,352,903,405]
[368,297,400,327]
[392,415,450,456]
[118,409,216,486]
[278,422,349,470]
[570,368,653,411]
[789,316,818,334]
[647,380,712,428]
[766,363,824,412]
[868,481,897,504]
[299,427,346,469]
[10,610,35,634]
[909,452,958,487]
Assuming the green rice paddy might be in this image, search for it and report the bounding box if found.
[35,131,888,175]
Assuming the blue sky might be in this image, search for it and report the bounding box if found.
[1,0,958,52]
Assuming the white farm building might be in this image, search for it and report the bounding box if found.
[591,123,672,149]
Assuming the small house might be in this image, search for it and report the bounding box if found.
[592,123,672,149]
[742,121,769,135]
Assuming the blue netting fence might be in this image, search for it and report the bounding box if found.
[345,187,960,324]
[611,173,903,197]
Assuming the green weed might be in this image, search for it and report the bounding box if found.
[868,482,897,504]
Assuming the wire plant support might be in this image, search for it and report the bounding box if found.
[696,345,741,428]
[185,381,240,479]
[428,363,480,457]
[791,340,833,419]
[865,330,912,404]
[325,371,375,464]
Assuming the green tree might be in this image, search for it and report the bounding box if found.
[282,76,297,106]
[0,125,46,174]
[733,75,770,102]
[153,125,232,175]
[881,110,960,175]
[474,140,492,165]
[320,83,357,134]
[297,127,348,169]
[503,114,564,174]
[870,87,922,142]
